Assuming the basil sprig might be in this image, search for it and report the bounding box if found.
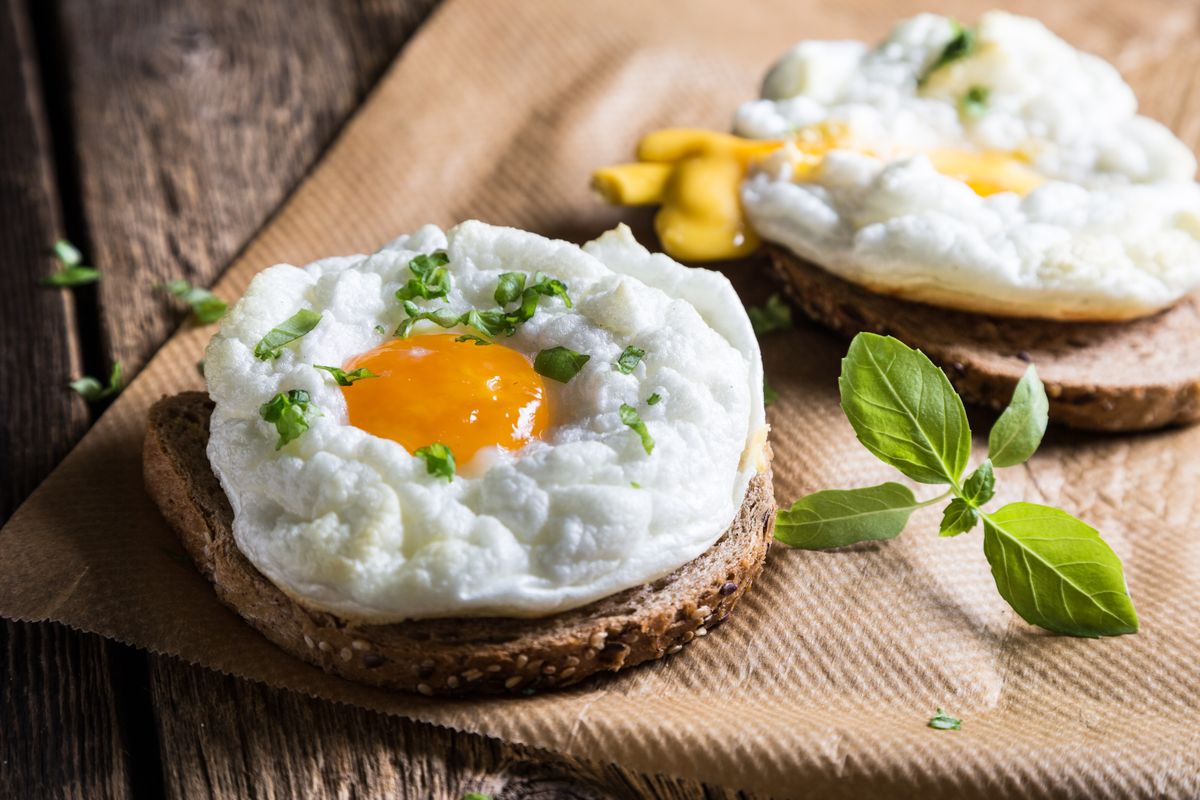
[776,333,1138,639]
[254,309,322,360]
[159,279,228,324]
[259,389,316,449]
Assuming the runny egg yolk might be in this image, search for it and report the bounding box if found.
[341,333,548,464]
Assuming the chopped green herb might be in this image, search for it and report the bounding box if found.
[54,239,82,266]
[619,403,654,454]
[526,272,572,308]
[764,377,779,406]
[373,325,386,335]
[415,442,455,481]
[534,346,590,383]
[254,309,322,360]
[462,793,492,800]
[928,708,962,731]
[70,361,122,402]
[494,272,527,306]
[197,360,206,377]
[960,84,990,118]
[314,365,378,386]
[395,251,451,302]
[646,393,661,405]
[259,389,316,449]
[748,293,792,337]
[630,481,642,489]
[455,333,492,346]
[776,332,1138,639]
[159,279,228,323]
[614,345,645,374]
[919,22,976,86]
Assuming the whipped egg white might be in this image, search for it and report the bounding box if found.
[203,222,766,621]
[737,11,1200,320]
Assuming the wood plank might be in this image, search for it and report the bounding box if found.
[0,1,130,797]
[152,664,754,800]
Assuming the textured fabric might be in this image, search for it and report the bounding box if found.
[2,0,1199,796]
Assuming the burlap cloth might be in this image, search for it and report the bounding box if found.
[2,0,1198,796]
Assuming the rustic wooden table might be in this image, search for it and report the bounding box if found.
[0,1,749,797]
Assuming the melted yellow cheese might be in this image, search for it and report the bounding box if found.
[592,126,1045,262]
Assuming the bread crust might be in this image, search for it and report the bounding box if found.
[144,392,775,696]
[769,247,1200,432]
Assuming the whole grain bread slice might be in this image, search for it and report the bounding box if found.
[144,392,775,696]
[769,247,1200,432]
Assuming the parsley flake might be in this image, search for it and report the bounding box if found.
[494,272,527,306]
[748,293,793,337]
[534,346,590,383]
[455,333,492,346]
[415,442,455,481]
[259,389,316,449]
[960,85,990,118]
[646,392,661,405]
[928,708,962,731]
[254,309,322,360]
[314,365,378,386]
[159,279,227,323]
[614,345,645,374]
[70,361,122,402]
[919,22,976,86]
[395,251,451,302]
[619,403,654,455]
[42,239,98,287]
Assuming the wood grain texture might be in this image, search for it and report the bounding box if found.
[57,0,441,379]
[151,662,755,800]
[0,2,131,798]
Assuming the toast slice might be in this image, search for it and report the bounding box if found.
[769,247,1200,432]
[144,392,775,696]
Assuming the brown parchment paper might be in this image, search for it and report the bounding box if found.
[3,0,1200,796]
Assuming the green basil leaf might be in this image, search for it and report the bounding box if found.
[42,265,100,287]
[619,403,654,454]
[838,333,971,485]
[776,482,919,549]
[408,250,449,277]
[527,272,572,308]
[961,460,995,506]
[54,239,83,267]
[254,309,322,360]
[919,21,976,86]
[981,502,1138,637]
[414,442,455,481]
[927,708,962,731]
[159,279,228,323]
[534,346,590,383]
[764,376,779,406]
[646,392,661,405]
[939,498,979,537]
[960,84,989,118]
[614,345,645,374]
[494,272,527,306]
[987,365,1048,468]
[70,361,122,403]
[314,365,378,386]
[748,292,792,337]
[259,389,316,449]
[455,333,492,346]
[396,251,451,302]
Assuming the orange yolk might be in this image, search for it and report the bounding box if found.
[341,333,549,464]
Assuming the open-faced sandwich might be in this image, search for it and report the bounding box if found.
[144,221,773,695]
[594,12,1200,431]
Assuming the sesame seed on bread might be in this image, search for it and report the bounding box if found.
[143,392,776,696]
[768,246,1200,432]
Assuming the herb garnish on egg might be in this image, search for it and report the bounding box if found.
[395,250,451,302]
[959,85,989,119]
[314,365,378,386]
[619,403,655,455]
[614,346,645,374]
[259,389,316,449]
[254,309,322,360]
[918,20,976,86]
[534,346,590,383]
[647,393,661,405]
[414,442,455,481]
